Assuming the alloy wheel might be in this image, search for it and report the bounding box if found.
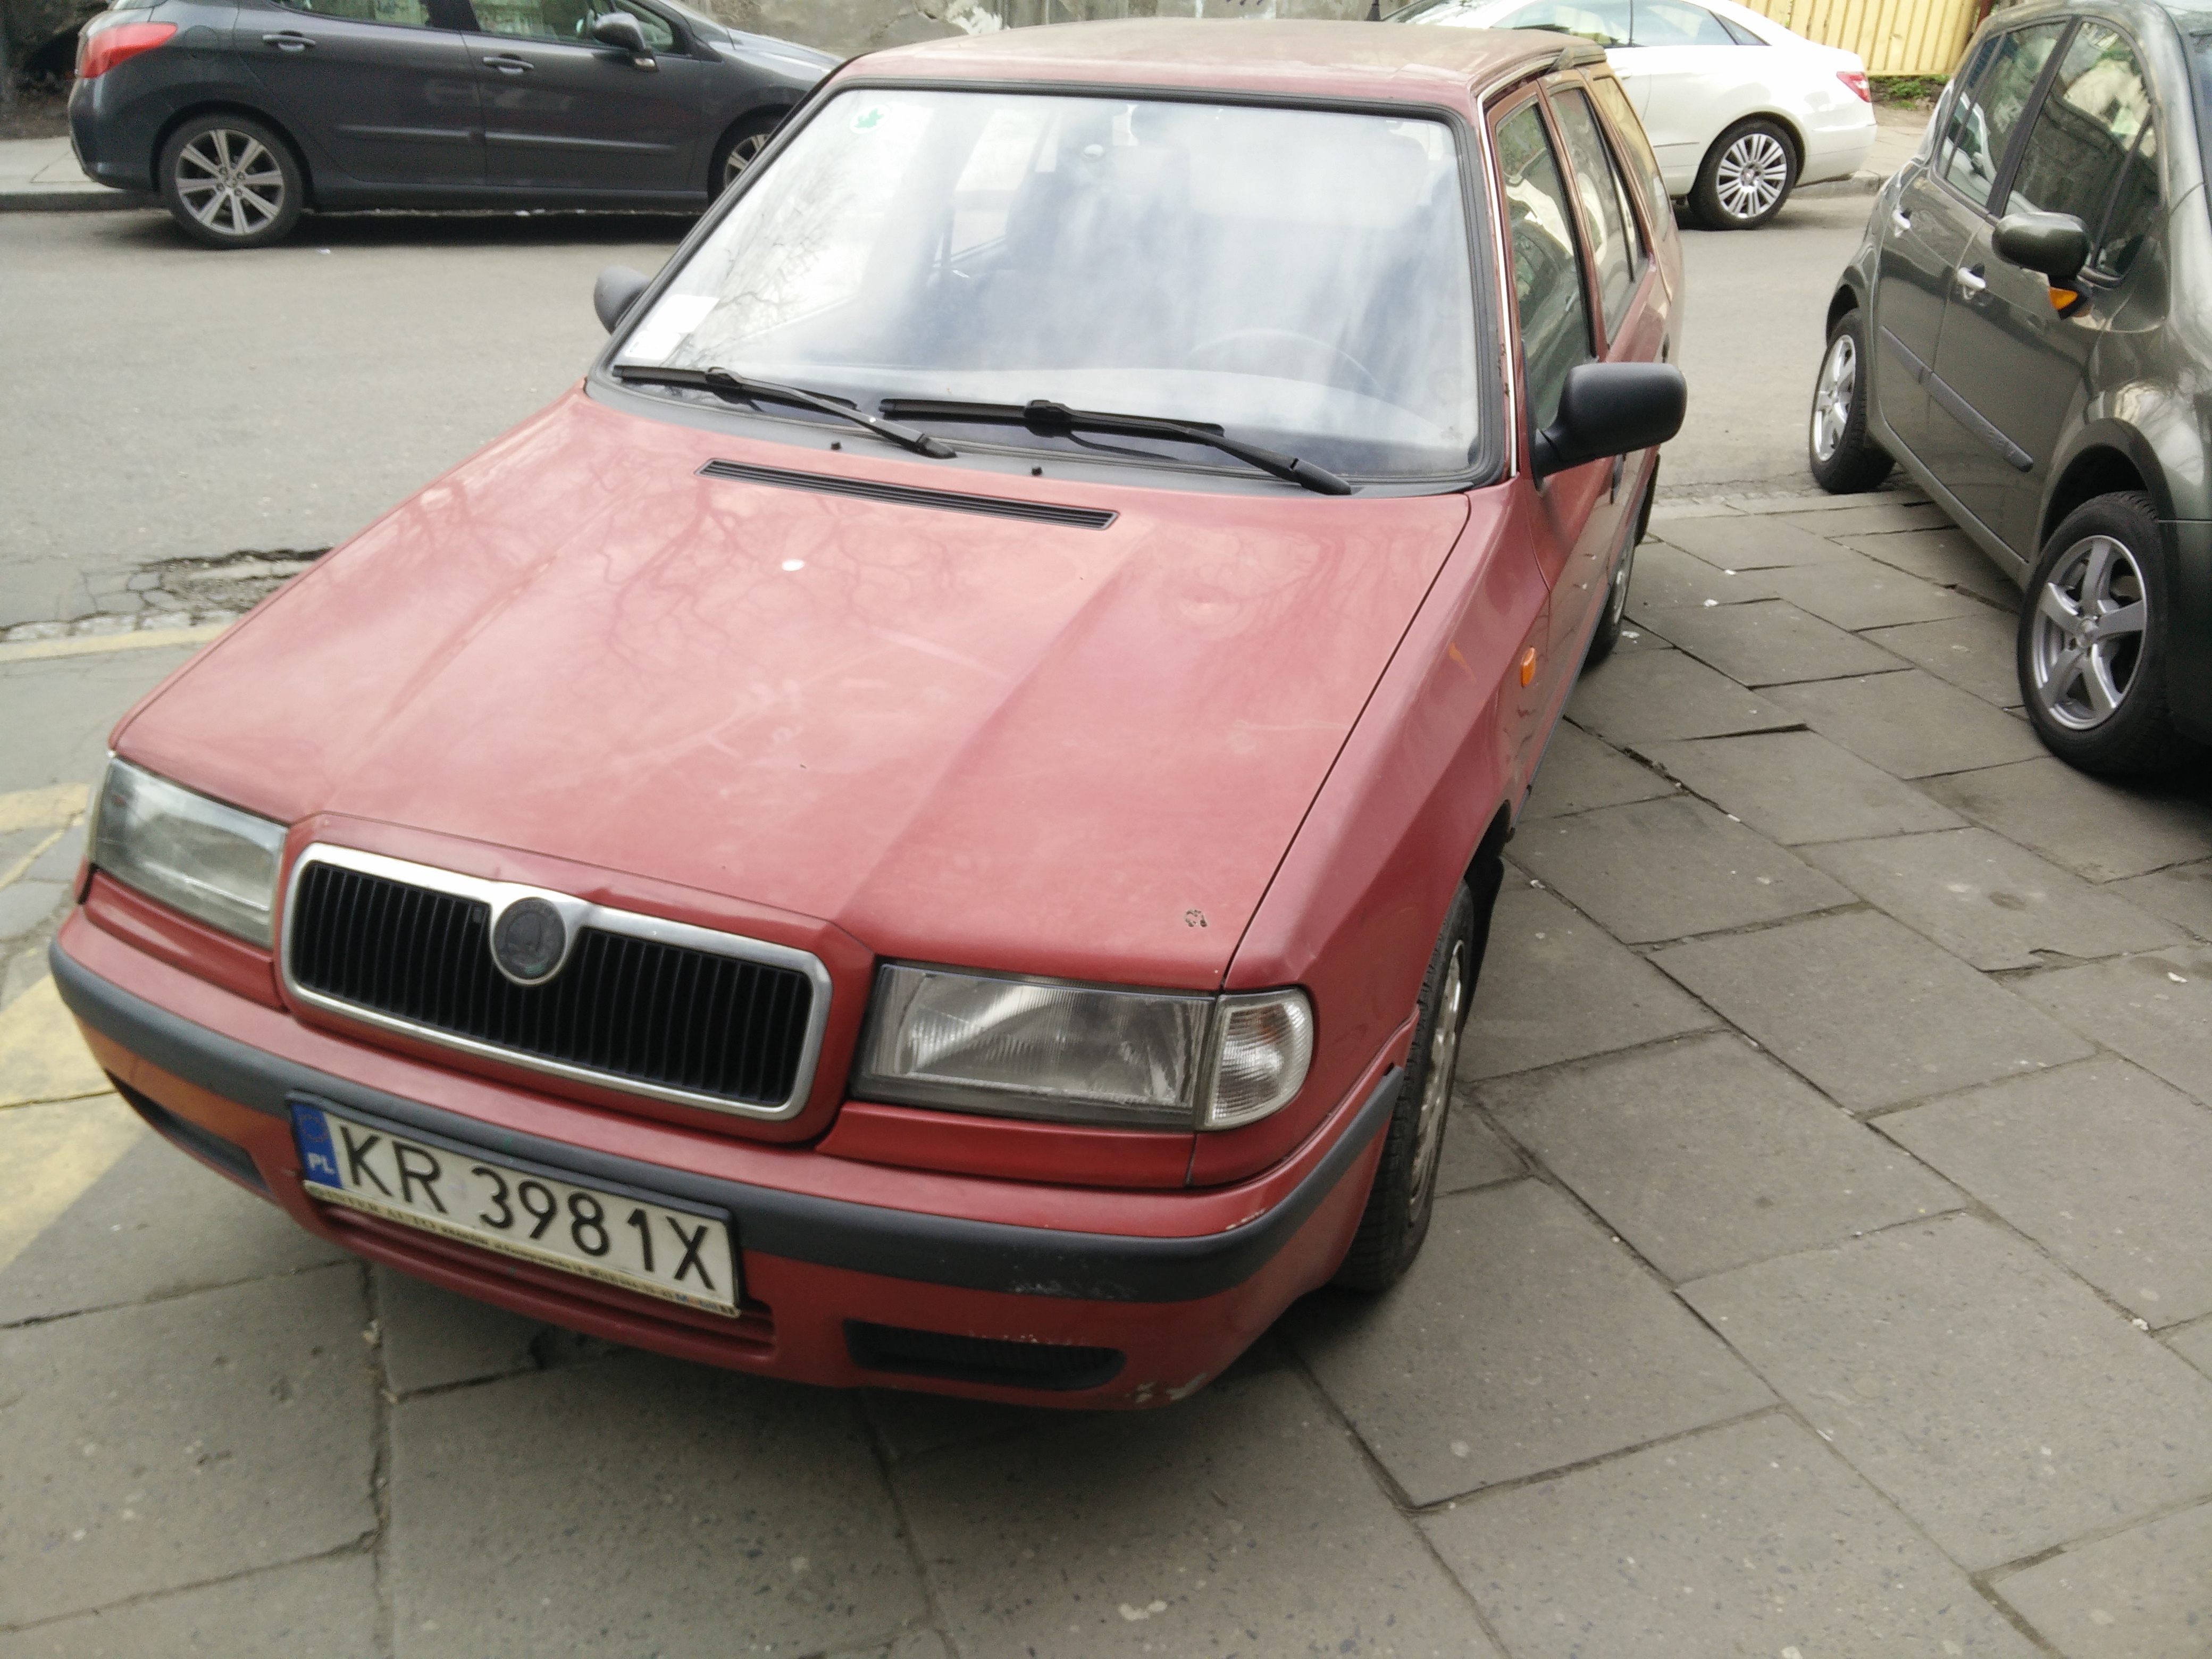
[722,131,771,191]
[1405,939,1466,1218]
[1811,331,1856,463]
[173,129,287,239]
[1715,130,1789,222]
[2029,533,2149,731]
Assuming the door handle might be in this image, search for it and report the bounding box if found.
[482,53,533,72]
[262,30,315,48]
[1955,265,1988,296]
[1890,207,1912,234]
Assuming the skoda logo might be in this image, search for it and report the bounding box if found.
[491,898,567,984]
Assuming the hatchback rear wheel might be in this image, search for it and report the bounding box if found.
[159,115,304,250]
[712,111,782,197]
[1692,118,1795,231]
[2019,491,2197,774]
[1807,309,1893,493]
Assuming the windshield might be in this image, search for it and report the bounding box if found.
[611,89,1482,481]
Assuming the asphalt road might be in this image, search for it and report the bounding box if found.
[0,189,1879,629]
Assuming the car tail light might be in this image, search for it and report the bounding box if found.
[77,19,177,79]
[1838,69,1872,103]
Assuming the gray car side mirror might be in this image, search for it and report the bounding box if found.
[594,265,650,332]
[1993,212,2089,285]
[1532,362,1687,478]
[590,12,655,65]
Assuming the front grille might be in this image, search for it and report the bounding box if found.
[845,1321,1126,1392]
[288,861,814,1108]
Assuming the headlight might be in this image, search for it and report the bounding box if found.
[855,965,1313,1130]
[89,758,287,946]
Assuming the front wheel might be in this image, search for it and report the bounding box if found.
[1807,309,1894,493]
[1333,883,1477,1292]
[1692,118,1796,231]
[2018,491,2197,775]
[158,114,304,249]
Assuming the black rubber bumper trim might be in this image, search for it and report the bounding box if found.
[49,940,1397,1304]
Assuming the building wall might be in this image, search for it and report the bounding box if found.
[703,0,1369,58]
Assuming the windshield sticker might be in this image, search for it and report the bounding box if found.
[851,105,890,132]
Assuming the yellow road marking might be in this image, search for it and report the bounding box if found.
[0,976,111,1111]
[0,782,88,835]
[0,624,227,666]
[0,1093,142,1277]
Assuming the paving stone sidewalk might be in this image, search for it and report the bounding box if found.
[3,486,2211,1658]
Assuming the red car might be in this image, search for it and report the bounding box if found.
[55,19,1683,1407]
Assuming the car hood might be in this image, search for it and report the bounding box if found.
[119,391,1468,988]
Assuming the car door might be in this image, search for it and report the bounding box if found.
[1925,20,2156,556]
[239,0,483,187]
[1546,78,1661,663]
[462,0,705,194]
[1872,20,2063,460]
[1492,88,1609,766]
[1612,0,1746,185]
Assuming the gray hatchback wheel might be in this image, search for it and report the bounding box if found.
[2028,532,2149,732]
[158,115,304,249]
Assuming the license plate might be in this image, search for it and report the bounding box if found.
[290,1101,740,1316]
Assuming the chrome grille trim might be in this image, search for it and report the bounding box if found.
[278,844,833,1120]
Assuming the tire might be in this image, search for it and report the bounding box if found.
[1807,309,1894,494]
[1334,877,1485,1292]
[2018,491,2199,775]
[157,114,304,250]
[1583,470,1655,669]
[1691,117,1796,231]
[711,111,782,197]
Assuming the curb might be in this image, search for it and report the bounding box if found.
[0,186,157,212]
[1795,169,1884,200]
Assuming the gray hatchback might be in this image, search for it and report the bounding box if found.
[1809,0,2211,774]
[68,0,832,247]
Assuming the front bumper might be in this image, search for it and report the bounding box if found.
[52,914,1395,1407]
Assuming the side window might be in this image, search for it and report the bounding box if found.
[1936,23,2064,205]
[1551,87,1640,337]
[1588,74,1670,233]
[2093,120,2158,276]
[2005,23,2157,276]
[1496,100,1596,433]
[1496,0,1631,45]
[471,0,674,47]
[1716,13,1767,44]
[1631,1,1737,47]
[277,0,434,23]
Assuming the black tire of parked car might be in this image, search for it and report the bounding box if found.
[1691,116,1797,232]
[1583,472,1655,669]
[2017,491,2200,775]
[157,113,306,250]
[1807,308,1894,494]
[1334,876,1483,1292]
[711,110,784,197]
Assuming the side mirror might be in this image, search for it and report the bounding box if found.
[590,11,653,63]
[1532,362,1686,478]
[594,264,650,332]
[1993,211,2089,284]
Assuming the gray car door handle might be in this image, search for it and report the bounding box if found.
[482,54,533,72]
[1890,207,1912,233]
[1956,265,1989,296]
[262,30,315,48]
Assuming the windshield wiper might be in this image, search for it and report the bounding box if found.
[878,398,1353,496]
[613,364,955,459]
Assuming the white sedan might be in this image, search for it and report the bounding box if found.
[1397,0,1877,228]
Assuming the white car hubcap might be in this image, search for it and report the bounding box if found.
[1812,332,1855,462]
[176,129,284,237]
[1716,131,1788,221]
[2030,533,2149,731]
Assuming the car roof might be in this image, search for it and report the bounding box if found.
[851,18,1599,108]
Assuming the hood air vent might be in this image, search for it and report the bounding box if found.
[699,459,1115,529]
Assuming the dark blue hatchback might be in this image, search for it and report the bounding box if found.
[69,0,833,246]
